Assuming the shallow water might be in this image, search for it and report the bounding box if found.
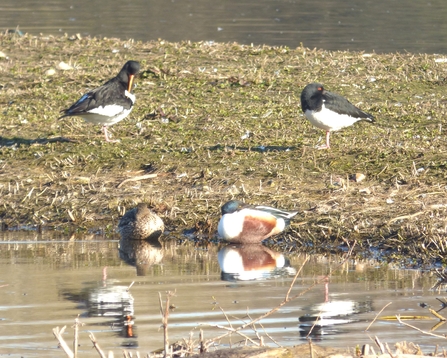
[0,231,446,356]
[2,0,447,53]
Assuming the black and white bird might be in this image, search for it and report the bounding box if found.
[300,82,375,149]
[59,60,140,142]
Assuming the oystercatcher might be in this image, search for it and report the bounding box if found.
[217,200,298,244]
[59,60,140,142]
[300,82,375,149]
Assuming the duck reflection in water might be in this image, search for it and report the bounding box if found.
[118,203,165,276]
[218,243,296,281]
[119,237,163,276]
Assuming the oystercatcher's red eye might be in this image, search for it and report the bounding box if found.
[317,87,322,91]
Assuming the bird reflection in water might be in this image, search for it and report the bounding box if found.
[119,237,164,276]
[218,243,296,281]
[61,278,137,348]
[298,280,372,340]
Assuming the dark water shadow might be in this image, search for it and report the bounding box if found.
[208,144,300,153]
[0,136,77,147]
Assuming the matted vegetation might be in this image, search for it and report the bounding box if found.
[1,33,447,265]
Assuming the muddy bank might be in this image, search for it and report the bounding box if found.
[0,34,447,264]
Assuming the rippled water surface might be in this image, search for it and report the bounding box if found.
[0,231,446,357]
[2,0,447,53]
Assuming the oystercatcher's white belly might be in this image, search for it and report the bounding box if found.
[81,90,135,126]
[81,106,133,126]
[305,104,362,132]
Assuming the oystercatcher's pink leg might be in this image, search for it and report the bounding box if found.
[317,131,331,150]
[102,125,120,143]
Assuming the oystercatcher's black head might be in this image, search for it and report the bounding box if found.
[300,82,325,112]
[118,61,140,91]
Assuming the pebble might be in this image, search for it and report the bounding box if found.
[57,61,73,70]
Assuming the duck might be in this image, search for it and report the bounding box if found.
[218,244,293,281]
[59,60,140,142]
[119,237,164,276]
[300,82,375,149]
[118,203,164,241]
[217,200,298,244]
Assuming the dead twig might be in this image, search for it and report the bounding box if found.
[52,326,74,358]
[73,316,81,357]
[365,302,393,331]
[88,332,107,358]
[159,290,176,358]
[374,336,385,354]
[306,311,322,338]
[246,312,280,347]
[308,337,314,358]
[396,315,447,339]
[385,341,396,358]
[429,308,447,321]
[388,211,424,224]
[117,174,157,188]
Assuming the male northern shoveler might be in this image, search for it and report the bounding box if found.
[217,200,298,244]
[300,82,375,149]
[59,60,140,142]
[218,244,292,281]
[118,203,164,241]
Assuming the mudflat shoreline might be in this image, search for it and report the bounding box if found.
[1,34,447,264]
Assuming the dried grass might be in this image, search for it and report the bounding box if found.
[1,33,447,264]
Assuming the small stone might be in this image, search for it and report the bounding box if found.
[202,185,212,193]
[359,188,371,195]
[57,61,73,70]
[226,185,239,195]
[45,68,56,76]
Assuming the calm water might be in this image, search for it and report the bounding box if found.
[0,231,446,357]
[2,0,447,53]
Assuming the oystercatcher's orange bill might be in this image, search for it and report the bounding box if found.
[127,74,135,92]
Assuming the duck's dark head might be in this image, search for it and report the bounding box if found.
[221,200,244,215]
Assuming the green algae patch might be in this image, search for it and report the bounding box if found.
[1,34,447,264]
